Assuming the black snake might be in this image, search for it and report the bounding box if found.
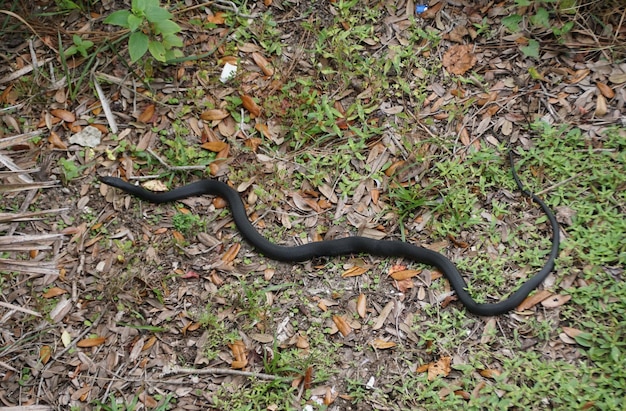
[99,152,559,316]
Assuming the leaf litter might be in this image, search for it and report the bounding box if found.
[0,0,625,409]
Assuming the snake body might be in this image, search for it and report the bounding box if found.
[99,153,559,316]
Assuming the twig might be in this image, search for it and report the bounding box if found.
[161,364,285,381]
[0,301,42,317]
[535,171,584,196]
[92,72,119,134]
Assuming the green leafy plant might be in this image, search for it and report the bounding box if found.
[64,34,94,58]
[172,212,205,234]
[104,0,183,63]
[58,157,82,182]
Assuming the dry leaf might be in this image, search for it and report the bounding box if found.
[479,368,501,379]
[142,335,157,351]
[172,230,185,243]
[480,318,497,344]
[201,141,228,152]
[562,326,584,338]
[516,289,552,311]
[213,197,228,209]
[42,287,68,298]
[541,294,571,308]
[200,109,229,121]
[221,243,241,262]
[48,131,67,149]
[393,278,414,292]
[371,339,396,349]
[442,45,476,75]
[40,345,52,364]
[142,180,168,192]
[570,69,590,84]
[296,334,309,349]
[229,340,248,369]
[251,333,274,343]
[206,11,226,24]
[332,315,352,337]
[428,356,451,381]
[137,104,155,123]
[596,82,615,99]
[372,301,394,330]
[595,94,607,117]
[252,52,274,76]
[241,94,261,117]
[419,1,443,19]
[76,336,106,347]
[356,293,367,318]
[139,392,158,408]
[385,160,405,176]
[390,269,421,280]
[50,108,76,122]
[341,266,368,277]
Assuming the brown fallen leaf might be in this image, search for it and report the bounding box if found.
[229,340,248,369]
[48,131,67,149]
[206,11,226,24]
[201,141,228,152]
[221,243,241,262]
[296,334,309,349]
[42,287,68,298]
[385,160,405,176]
[213,197,228,209]
[595,94,607,117]
[479,368,501,379]
[570,69,590,84]
[596,82,615,99]
[252,52,274,76]
[172,230,185,243]
[442,44,476,75]
[332,315,352,337]
[241,94,261,117]
[137,103,155,123]
[562,326,584,338]
[76,336,106,347]
[356,293,367,318]
[370,339,396,349]
[50,108,76,122]
[139,392,158,408]
[517,289,553,311]
[541,294,572,308]
[428,356,451,381]
[419,1,443,19]
[393,278,414,293]
[200,109,229,121]
[390,269,421,280]
[142,335,157,351]
[40,345,52,364]
[341,266,368,277]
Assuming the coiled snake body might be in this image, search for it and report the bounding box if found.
[100,153,559,316]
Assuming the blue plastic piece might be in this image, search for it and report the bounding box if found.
[415,4,428,14]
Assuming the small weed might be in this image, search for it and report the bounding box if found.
[172,211,205,235]
[63,34,94,58]
[58,157,84,182]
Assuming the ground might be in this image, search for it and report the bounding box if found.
[0,0,625,410]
